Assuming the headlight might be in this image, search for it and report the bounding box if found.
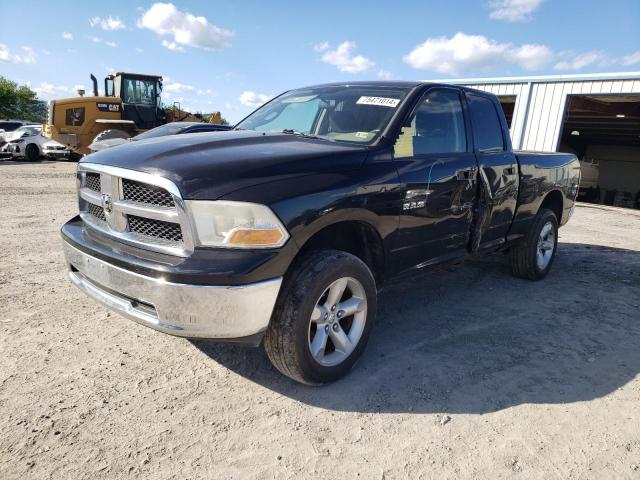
[186,200,289,249]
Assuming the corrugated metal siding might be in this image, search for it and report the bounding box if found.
[463,79,640,152]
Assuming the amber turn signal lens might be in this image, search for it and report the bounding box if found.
[227,228,284,246]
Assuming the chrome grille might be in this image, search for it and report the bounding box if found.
[128,215,183,242]
[87,203,106,222]
[123,179,175,207]
[85,173,101,192]
[77,163,193,257]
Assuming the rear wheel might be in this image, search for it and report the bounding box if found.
[510,208,558,280]
[25,143,40,162]
[92,129,131,143]
[264,249,377,385]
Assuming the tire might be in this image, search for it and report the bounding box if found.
[264,249,377,385]
[25,144,40,162]
[92,129,131,143]
[510,208,559,280]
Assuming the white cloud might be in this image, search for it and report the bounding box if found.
[239,91,271,108]
[164,82,195,93]
[33,82,72,99]
[42,49,51,56]
[161,39,184,52]
[488,0,543,22]
[89,36,102,44]
[403,32,552,74]
[135,47,144,53]
[62,32,73,40]
[138,2,233,51]
[0,44,37,64]
[105,41,117,48]
[554,51,606,71]
[377,69,394,80]
[622,50,640,66]
[313,41,329,52]
[89,15,125,30]
[506,44,553,70]
[319,41,375,74]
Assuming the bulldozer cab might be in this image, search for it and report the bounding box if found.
[104,73,166,129]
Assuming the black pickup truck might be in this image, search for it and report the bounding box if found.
[61,81,580,384]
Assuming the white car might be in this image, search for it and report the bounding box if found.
[0,120,36,147]
[0,125,69,161]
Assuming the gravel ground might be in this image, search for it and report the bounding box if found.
[1,161,639,479]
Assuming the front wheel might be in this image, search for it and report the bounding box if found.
[92,129,131,144]
[264,249,377,385]
[510,208,559,280]
[25,144,40,162]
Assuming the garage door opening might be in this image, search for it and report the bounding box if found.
[558,94,640,209]
[497,95,516,129]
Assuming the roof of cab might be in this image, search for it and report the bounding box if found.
[302,80,426,89]
[289,81,492,94]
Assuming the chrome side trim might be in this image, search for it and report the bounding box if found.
[63,241,282,339]
[113,200,180,222]
[78,163,194,257]
[79,187,102,204]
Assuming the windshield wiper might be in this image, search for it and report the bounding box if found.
[281,129,319,139]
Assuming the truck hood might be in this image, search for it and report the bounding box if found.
[2,131,27,142]
[81,130,369,199]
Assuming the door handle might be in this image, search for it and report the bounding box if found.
[503,166,516,176]
[456,168,476,180]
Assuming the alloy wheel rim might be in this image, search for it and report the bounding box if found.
[536,221,556,270]
[308,277,367,367]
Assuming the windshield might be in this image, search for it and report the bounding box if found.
[134,123,190,141]
[0,122,22,132]
[122,77,157,105]
[16,126,41,135]
[235,85,411,144]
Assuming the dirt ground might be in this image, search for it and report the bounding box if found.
[0,161,639,480]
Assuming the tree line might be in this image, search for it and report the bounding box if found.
[0,77,47,123]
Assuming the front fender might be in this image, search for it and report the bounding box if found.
[221,167,402,255]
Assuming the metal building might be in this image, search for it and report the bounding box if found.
[443,72,640,209]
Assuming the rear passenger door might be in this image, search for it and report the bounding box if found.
[466,93,519,248]
[391,87,478,274]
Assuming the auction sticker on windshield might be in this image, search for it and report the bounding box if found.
[356,96,400,107]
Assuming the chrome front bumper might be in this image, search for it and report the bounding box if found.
[62,241,282,339]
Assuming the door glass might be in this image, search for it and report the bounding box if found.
[122,78,156,105]
[394,90,467,158]
[468,94,505,152]
[105,78,114,97]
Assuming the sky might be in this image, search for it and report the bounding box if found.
[0,0,639,123]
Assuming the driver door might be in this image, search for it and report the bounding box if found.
[391,88,478,274]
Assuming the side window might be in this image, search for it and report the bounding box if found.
[394,90,467,158]
[123,79,155,105]
[468,94,505,152]
[65,107,85,126]
[105,78,114,97]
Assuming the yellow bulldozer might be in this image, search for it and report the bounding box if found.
[44,72,221,157]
